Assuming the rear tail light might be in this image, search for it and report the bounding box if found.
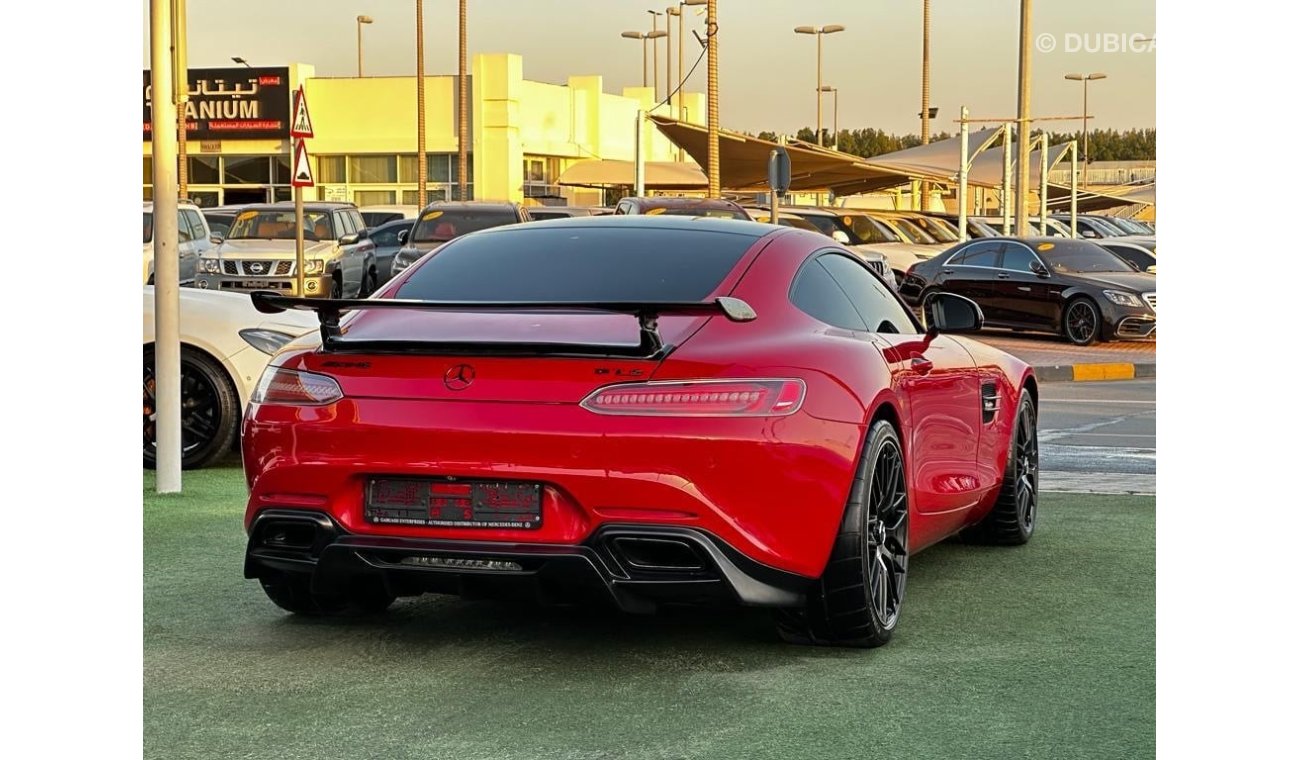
[580,379,805,417]
[251,367,344,406]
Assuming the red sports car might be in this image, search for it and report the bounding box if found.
[242,216,1039,648]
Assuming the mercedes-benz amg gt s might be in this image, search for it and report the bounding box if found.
[242,216,1039,648]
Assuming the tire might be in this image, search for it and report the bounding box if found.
[330,275,343,299]
[775,420,909,648]
[259,571,395,616]
[143,345,240,470]
[360,265,377,297]
[1062,297,1101,346]
[963,392,1038,546]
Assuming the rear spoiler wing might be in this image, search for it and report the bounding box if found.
[250,291,757,358]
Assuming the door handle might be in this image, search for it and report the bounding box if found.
[997,272,1011,279]
[910,355,933,375]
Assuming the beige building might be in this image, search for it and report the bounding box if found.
[143,54,704,208]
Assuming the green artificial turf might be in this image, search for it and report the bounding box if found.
[145,468,1154,760]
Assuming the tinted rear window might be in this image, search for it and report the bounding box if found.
[411,209,518,242]
[395,226,758,302]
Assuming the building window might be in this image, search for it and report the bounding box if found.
[187,156,220,185]
[144,156,153,184]
[318,156,346,184]
[272,155,293,185]
[399,156,420,183]
[349,156,397,184]
[224,156,271,184]
[355,190,396,207]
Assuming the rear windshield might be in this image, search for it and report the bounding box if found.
[647,207,749,220]
[395,226,758,302]
[411,208,518,243]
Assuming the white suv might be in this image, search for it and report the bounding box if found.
[143,200,217,286]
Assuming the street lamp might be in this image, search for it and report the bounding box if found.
[794,24,846,147]
[231,56,250,68]
[356,15,373,77]
[818,85,838,150]
[1065,72,1107,188]
[622,30,667,89]
[648,10,664,100]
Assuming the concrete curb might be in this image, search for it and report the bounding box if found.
[1034,362,1156,382]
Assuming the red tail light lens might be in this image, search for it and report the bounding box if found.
[580,379,805,417]
[251,367,344,406]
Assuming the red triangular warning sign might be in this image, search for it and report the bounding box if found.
[291,139,314,187]
[290,86,314,138]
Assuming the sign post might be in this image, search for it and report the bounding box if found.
[767,143,791,226]
[290,86,315,297]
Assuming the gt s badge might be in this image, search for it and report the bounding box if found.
[594,368,644,377]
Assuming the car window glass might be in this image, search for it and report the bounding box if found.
[337,212,356,236]
[372,228,396,246]
[818,253,919,335]
[952,241,1003,267]
[789,257,867,331]
[184,210,207,241]
[175,210,193,242]
[1001,245,1039,273]
[349,211,367,233]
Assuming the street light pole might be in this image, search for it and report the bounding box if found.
[794,25,845,147]
[356,15,373,77]
[416,0,427,207]
[623,30,667,91]
[1014,0,1033,236]
[919,0,931,210]
[819,86,838,149]
[649,10,663,101]
[1065,72,1106,188]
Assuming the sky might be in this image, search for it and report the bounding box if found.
[142,0,1155,136]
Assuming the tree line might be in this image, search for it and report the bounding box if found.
[753,127,1155,162]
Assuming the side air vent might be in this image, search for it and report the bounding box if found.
[980,382,999,424]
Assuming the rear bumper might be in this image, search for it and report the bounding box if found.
[245,509,809,613]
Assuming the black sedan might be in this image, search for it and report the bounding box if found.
[899,237,1156,345]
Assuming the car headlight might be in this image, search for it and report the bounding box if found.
[199,258,220,274]
[238,328,299,356]
[1103,290,1143,307]
[303,259,326,276]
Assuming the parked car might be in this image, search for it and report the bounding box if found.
[1106,217,1155,235]
[195,202,377,299]
[360,205,421,228]
[366,218,416,284]
[143,286,315,469]
[526,206,596,221]
[241,216,1039,649]
[612,196,750,219]
[790,208,937,283]
[745,206,896,289]
[144,200,217,286]
[200,204,252,239]
[1100,240,1156,274]
[391,201,532,276]
[899,237,1156,345]
[1054,214,1156,253]
[925,212,1001,239]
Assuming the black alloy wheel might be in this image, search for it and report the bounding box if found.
[775,420,909,648]
[143,346,240,469]
[361,266,378,297]
[964,392,1038,545]
[1064,298,1101,346]
[331,276,344,299]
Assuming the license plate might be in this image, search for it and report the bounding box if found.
[365,478,542,529]
[243,279,272,289]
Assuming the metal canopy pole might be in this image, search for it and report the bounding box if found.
[634,110,646,197]
[150,0,181,493]
[957,106,969,242]
[1001,122,1013,236]
[172,0,188,199]
[1038,133,1049,234]
[1070,140,1079,237]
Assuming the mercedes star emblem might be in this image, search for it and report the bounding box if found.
[444,363,475,391]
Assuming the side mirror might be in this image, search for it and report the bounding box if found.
[1030,260,1050,278]
[923,292,985,335]
[831,230,851,244]
[338,232,360,245]
[1080,229,1099,239]
[209,234,224,245]
[397,229,409,245]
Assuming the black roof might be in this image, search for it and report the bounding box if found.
[256,202,357,211]
[619,196,744,210]
[419,200,523,211]
[466,213,779,239]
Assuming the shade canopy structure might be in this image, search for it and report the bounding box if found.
[556,159,708,190]
[1045,181,1155,212]
[648,116,936,194]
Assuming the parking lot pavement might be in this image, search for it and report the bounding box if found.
[973,330,1156,381]
[145,469,1154,760]
[1039,379,1155,494]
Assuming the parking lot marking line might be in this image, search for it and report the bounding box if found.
[1066,432,1157,438]
[1040,399,1156,405]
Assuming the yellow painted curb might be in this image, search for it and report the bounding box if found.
[1072,363,1136,381]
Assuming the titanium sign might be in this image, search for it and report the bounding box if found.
[143,67,291,140]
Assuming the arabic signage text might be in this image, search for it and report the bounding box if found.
[143,67,291,141]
